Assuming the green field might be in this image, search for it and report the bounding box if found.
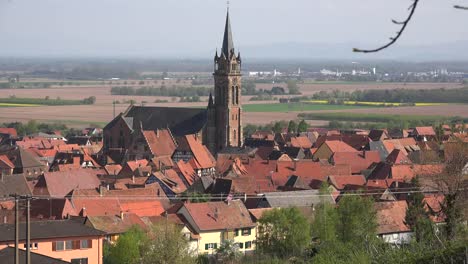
[243,103,376,113]
[0,97,94,106]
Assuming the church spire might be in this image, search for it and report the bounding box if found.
[222,10,234,58]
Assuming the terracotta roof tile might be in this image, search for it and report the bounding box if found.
[0,128,17,137]
[324,140,358,153]
[328,175,366,190]
[415,126,436,136]
[375,200,410,234]
[143,129,177,157]
[0,155,14,169]
[33,169,102,197]
[178,200,255,232]
[332,151,380,174]
[184,135,216,169]
[386,149,412,165]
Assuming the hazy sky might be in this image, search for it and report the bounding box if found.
[0,0,467,58]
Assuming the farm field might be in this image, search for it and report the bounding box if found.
[0,80,466,127]
[256,82,464,96]
[243,103,378,112]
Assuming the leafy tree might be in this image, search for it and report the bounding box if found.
[297,120,308,133]
[336,195,377,244]
[272,121,284,134]
[287,120,297,133]
[140,222,196,264]
[105,226,146,264]
[405,177,434,243]
[270,86,285,95]
[257,207,311,258]
[312,183,338,242]
[286,80,301,95]
[215,239,242,264]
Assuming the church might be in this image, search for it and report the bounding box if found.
[103,10,243,160]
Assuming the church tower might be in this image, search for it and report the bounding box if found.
[207,10,243,153]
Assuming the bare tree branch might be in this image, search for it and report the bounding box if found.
[454,5,468,10]
[353,0,420,53]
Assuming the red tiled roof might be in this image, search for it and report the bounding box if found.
[328,175,366,190]
[324,140,358,153]
[375,200,410,234]
[386,149,412,165]
[289,136,313,149]
[415,126,436,136]
[143,129,177,157]
[104,164,122,175]
[0,128,17,137]
[185,135,216,169]
[179,200,255,231]
[248,208,273,221]
[383,138,417,155]
[120,200,165,217]
[391,165,415,181]
[176,160,197,185]
[423,194,445,223]
[251,131,275,140]
[126,159,149,172]
[0,155,14,169]
[332,151,380,174]
[33,169,102,197]
[154,170,187,194]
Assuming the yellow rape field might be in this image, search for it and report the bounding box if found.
[0,103,41,107]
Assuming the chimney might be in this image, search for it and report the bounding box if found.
[293,159,298,171]
[132,175,135,184]
[3,215,7,224]
[99,186,104,197]
[120,211,124,220]
[156,129,160,138]
[80,207,87,217]
[107,184,110,191]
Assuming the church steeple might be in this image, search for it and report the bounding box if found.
[222,10,235,58]
[207,8,243,153]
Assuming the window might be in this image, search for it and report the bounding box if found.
[71,258,88,264]
[242,228,251,236]
[65,240,73,250]
[245,241,252,249]
[23,243,38,250]
[235,229,239,237]
[80,240,92,249]
[238,242,244,249]
[54,241,65,251]
[204,243,217,250]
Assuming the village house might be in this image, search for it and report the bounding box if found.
[0,218,105,264]
[375,200,413,244]
[176,200,256,255]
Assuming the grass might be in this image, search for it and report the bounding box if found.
[243,103,377,113]
[0,97,90,106]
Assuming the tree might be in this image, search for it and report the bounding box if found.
[104,226,146,264]
[354,0,467,53]
[287,120,297,133]
[272,121,284,134]
[297,120,309,133]
[405,177,434,243]
[215,239,242,264]
[140,222,196,264]
[286,80,301,95]
[257,207,311,258]
[336,195,377,244]
[312,183,338,242]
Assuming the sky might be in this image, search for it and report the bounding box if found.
[0,0,467,58]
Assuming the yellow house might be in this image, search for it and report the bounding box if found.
[177,200,257,255]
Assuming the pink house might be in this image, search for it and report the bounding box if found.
[0,218,105,264]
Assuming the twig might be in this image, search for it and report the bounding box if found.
[354,0,420,53]
[454,5,468,10]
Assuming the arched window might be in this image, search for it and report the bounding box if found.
[236,86,239,105]
[232,86,235,105]
[233,129,237,140]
